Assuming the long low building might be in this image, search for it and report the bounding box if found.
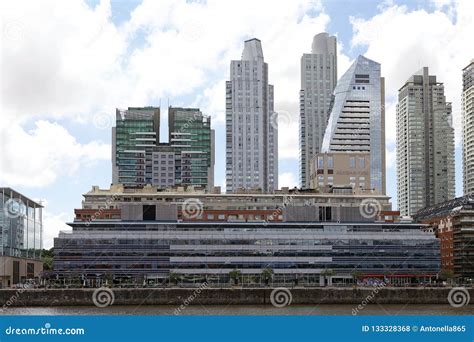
[53,220,439,286]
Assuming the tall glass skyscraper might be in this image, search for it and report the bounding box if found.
[397,67,455,216]
[299,33,337,189]
[112,107,160,187]
[321,55,386,194]
[226,38,278,193]
[169,107,215,190]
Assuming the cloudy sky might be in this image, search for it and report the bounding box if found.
[1,0,473,248]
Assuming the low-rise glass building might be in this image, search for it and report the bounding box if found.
[54,221,439,286]
[0,188,43,287]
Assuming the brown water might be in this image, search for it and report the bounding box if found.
[1,304,473,316]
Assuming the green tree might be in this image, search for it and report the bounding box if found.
[229,269,242,286]
[169,272,181,286]
[41,248,54,271]
[322,269,335,287]
[261,267,274,286]
[351,270,363,287]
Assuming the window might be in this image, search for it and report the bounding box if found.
[359,157,365,168]
[327,156,333,169]
[349,157,356,168]
[317,156,324,169]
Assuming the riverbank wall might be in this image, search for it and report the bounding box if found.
[0,287,472,307]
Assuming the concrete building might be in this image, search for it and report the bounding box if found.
[0,188,43,287]
[321,55,386,195]
[226,38,278,193]
[415,195,474,280]
[462,59,474,195]
[112,107,215,191]
[397,67,455,216]
[299,33,337,189]
[309,152,372,194]
[74,184,395,225]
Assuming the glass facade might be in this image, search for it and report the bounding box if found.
[322,55,385,194]
[0,188,43,259]
[114,107,160,187]
[169,107,214,189]
[54,221,439,280]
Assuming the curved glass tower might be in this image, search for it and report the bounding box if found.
[321,55,386,194]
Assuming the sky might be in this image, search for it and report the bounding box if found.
[1,0,473,248]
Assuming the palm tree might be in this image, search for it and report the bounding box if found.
[229,269,242,286]
[168,272,181,286]
[351,270,363,287]
[261,267,274,286]
[321,269,335,287]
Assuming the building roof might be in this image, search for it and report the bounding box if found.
[414,195,474,221]
[0,187,43,208]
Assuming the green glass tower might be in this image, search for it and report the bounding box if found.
[112,107,160,187]
[169,107,215,190]
[112,106,214,190]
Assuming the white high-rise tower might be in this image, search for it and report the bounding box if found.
[225,38,278,193]
[299,33,337,189]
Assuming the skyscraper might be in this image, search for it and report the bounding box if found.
[321,55,386,194]
[462,59,474,195]
[169,107,215,190]
[396,67,455,216]
[112,106,214,190]
[225,38,278,193]
[112,107,160,187]
[299,33,337,189]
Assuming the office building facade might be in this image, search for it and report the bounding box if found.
[226,38,278,193]
[0,188,43,287]
[54,220,438,286]
[321,55,386,195]
[300,33,337,189]
[397,67,455,216]
[462,59,474,195]
[309,152,371,194]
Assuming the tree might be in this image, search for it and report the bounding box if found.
[261,267,274,286]
[229,269,242,286]
[41,248,54,271]
[439,269,455,283]
[322,269,335,287]
[169,272,181,286]
[351,270,363,287]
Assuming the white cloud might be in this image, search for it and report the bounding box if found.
[42,211,72,249]
[0,119,110,187]
[279,171,299,189]
[350,0,474,148]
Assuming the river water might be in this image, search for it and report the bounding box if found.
[2,305,473,315]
